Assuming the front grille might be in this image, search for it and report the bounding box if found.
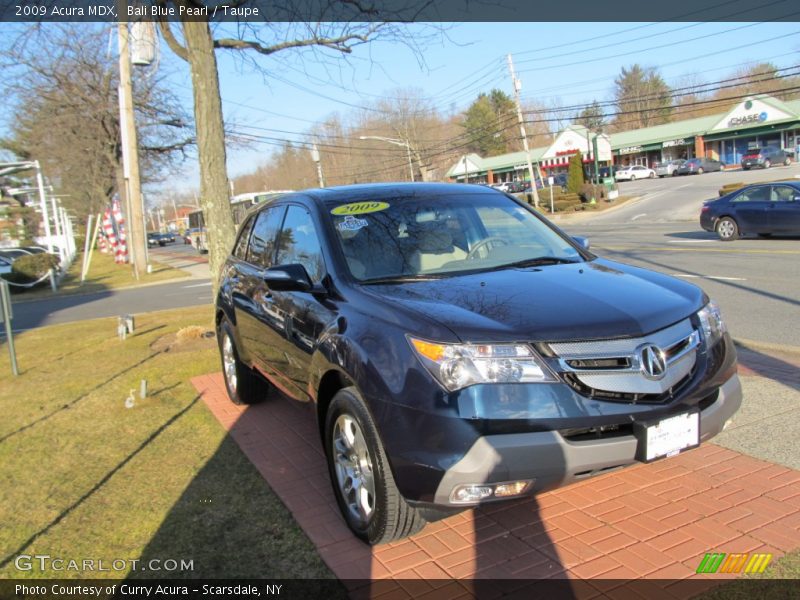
[547,319,700,404]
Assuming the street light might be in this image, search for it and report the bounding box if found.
[358,135,415,182]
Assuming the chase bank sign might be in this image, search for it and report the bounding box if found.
[728,112,768,128]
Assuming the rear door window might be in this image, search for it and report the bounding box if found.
[732,187,770,203]
[232,214,255,260]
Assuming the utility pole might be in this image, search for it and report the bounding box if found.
[117,8,147,280]
[311,144,325,188]
[507,54,541,208]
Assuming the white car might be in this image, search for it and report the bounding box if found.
[615,165,656,181]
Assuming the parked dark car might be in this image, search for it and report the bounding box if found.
[147,232,166,247]
[700,181,800,240]
[216,183,741,544]
[677,157,723,175]
[741,146,792,170]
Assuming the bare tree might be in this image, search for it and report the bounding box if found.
[0,24,193,218]
[157,2,439,291]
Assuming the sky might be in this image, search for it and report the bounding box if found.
[165,19,800,193]
[3,17,800,196]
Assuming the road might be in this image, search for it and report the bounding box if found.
[7,168,800,348]
[6,242,212,333]
[558,164,800,347]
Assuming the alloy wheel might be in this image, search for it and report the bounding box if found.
[332,414,376,528]
[222,334,238,393]
[717,219,736,240]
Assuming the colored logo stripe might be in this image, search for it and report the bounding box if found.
[697,553,773,574]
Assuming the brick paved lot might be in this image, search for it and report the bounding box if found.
[192,370,800,598]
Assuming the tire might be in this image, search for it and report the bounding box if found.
[716,217,739,241]
[764,160,771,169]
[672,170,679,177]
[649,171,655,179]
[217,319,269,405]
[324,387,427,545]
[630,174,636,181]
[743,166,750,171]
[785,157,791,166]
[697,167,704,175]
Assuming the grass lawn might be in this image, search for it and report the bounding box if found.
[10,250,189,300]
[0,306,336,581]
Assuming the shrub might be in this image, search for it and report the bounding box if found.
[10,253,60,283]
[579,183,606,202]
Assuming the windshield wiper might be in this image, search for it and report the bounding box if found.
[360,274,448,285]
[499,256,581,269]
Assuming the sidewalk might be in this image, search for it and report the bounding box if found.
[192,344,800,597]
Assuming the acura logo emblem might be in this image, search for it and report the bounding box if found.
[638,344,667,380]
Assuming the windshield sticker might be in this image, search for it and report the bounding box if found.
[337,215,369,232]
[331,201,389,216]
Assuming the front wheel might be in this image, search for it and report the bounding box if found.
[697,167,705,174]
[325,388,427,545]
[764,160,771,169]
[716,217,739,241]
[217,319,269,405]
[649,171,656,179]
[630,174,636,181]
[784,157,791,166]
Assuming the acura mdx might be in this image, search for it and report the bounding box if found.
[215,183,742,544]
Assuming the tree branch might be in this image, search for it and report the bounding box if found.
[213,25,383,56]
[157,9,188,62]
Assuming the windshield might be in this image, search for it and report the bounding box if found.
[328,193,584,281]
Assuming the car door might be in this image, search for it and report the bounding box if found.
[769,185,800,233]
[266,204,337,401]
[730,185,771,232]
[233,204,289,376]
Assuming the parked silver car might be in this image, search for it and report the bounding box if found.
[655,159,686,177]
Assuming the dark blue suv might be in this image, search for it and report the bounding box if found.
[215,183,741,544]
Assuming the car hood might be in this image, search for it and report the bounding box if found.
[359,259,705,343]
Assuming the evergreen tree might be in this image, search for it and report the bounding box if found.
[566,150,585,194]
[576,100,605,131]
[462,89,517,155]
[612,64,672,131]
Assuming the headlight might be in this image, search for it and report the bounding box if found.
[697,300,726,346]
[408,337,556,392]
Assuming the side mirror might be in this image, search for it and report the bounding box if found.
[572,236,590,251]
[263,264,312,292]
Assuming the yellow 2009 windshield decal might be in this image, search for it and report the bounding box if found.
[331,201,390,216]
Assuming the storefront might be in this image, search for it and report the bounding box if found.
[447,95,800,182]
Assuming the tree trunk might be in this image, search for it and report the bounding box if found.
[182,21,235,296]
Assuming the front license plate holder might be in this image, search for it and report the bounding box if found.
[634,410,700,462]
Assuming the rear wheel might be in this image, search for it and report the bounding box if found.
[325,387,427,545]
[630,174,636,181]
[764,159,771,169]
[785,157,791,166]
[716,217,739,241]
[649,171,655,179]
[218,319,269,405]
[697,167,705,174]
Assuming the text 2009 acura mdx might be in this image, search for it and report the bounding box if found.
[215,183,741,545]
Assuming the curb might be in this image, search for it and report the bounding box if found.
[548,195,642,222]
[733,337,800,358]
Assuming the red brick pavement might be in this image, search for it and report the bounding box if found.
[192,373,800,598]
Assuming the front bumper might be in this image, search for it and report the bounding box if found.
[429,372,742,506]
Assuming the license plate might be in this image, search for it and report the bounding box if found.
[635,411,699,462]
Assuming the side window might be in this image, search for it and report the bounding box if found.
[232,215,255,260]
[275,205,325,283]
[771,185,796,203]
[247,206,285,268]
[732,187,769,203]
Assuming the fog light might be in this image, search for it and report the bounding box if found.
[451,484,493,504]
[494,480,532,498]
